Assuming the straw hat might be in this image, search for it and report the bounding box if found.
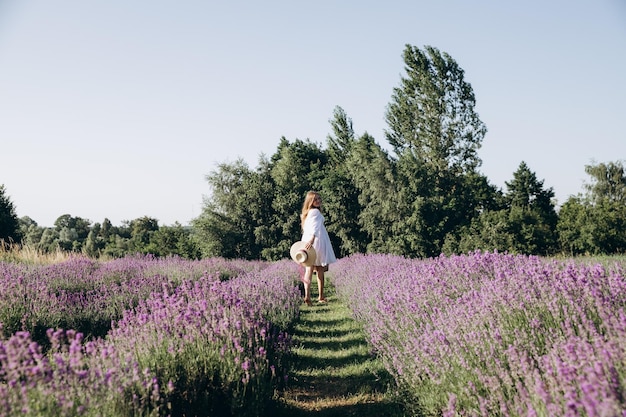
[290,241,317,266]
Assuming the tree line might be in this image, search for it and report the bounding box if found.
[2,44,625,260]
[0,208,201,259]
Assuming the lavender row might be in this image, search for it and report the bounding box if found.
[332,252,626,416]
[0,258,302,416]
[0,255,267,344]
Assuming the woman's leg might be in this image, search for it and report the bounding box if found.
[315,266,326,302]
[302,266,313,305]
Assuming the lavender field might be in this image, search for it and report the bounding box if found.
[0,255,302,416]
[3,252,626,416]
[332,252,626,416]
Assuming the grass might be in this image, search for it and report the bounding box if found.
[0,242,71,264]
[270,275,405,417]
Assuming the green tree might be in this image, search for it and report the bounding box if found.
[84,222,107,258]
[557,196,595,255]
[271,139,327,215]
[0,185,22,244]
[38,228,60,253]
[265,138,328,259]
[247,158,280,260]
[447,209,513,254]
[101,218,113,241]
[149,223,201,259]
[193,159,259,259]
[54,214,91,252]
[103,234,131,258]
[97,220,131,258]
[558,161,626,255]
[192,137,333,260]
[583,161,626,253]
[344,133,400,254]
[383,44,489,257]
[323,106,367,256]
[19,216,43,248]
[504,162,558,254]
[442,177,506,255]
[584,160,626,204]
[326,106,354,165]
[385,44,486,173]
[446,162,557,256]
[589,199,626,253]
[129,216,159,253]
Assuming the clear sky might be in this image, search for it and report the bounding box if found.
[1,1,625,227]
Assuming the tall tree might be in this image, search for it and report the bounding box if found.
[326,106,355,165]
[323,106,366,256]
[385,44,486,173]
[505,162,555,211]
[0,185,22,244]
[383,44,489,257]
[344,133,400,254]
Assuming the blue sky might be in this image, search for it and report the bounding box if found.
[1,1,625,227]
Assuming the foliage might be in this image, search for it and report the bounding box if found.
[0,184,22,244]
[584,160,626,204]
[383,44,492,257]
[333,252,626,416]
[17,214,200,260]
[323,107,368,256]
[557,161,626,256]
[344,133,399,254]
[190,45,626,260]
[385,45,486,172]
[192,139,331,261]
[446,162,558,255]
[503,161,558,254]
[0,256,301,416]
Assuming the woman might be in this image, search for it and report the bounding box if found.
[300,191,337,305]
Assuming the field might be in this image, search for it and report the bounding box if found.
[1,251,625,416]
[0,255,301,416]
[332,252,626,416]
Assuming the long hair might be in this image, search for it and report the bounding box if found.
[300,191,320,229]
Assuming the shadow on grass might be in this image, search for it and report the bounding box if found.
[296,327,356,338]
[296,336,369,351]
[293,351,376,369]
[269,399,405,417]
[269,282,406,417]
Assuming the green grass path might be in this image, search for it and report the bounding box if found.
[271,277,405,416]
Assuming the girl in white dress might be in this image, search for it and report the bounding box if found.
[300,191,337,305]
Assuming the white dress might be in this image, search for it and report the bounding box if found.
[301,208,337,266]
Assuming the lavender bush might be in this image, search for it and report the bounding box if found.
[0,328,163,416]
[332,252,626,416]
[107,260,301,416]
[0,255,266,344]
[0,257,302,416]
